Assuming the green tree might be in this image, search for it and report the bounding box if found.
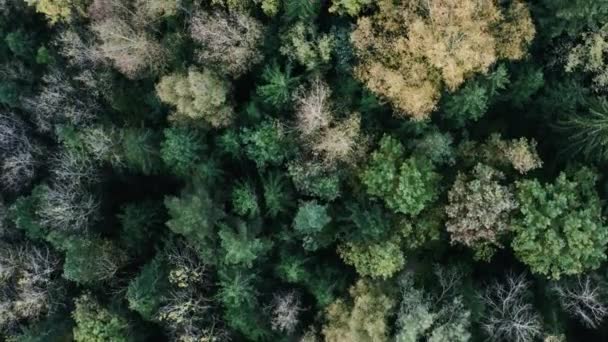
[241,120,292,168]
[511,167,608,279]
[218,219,273,268]
[126,256,168,320]
[72,294,131,342]
[160,126,204,176]
[261,170,292,218]
[118,128,162,175]
[118,201,162,257]
[293,200,333,251]
[232,181,260,218]
[62,237,128,284]
[361,135,441,216]
[558,97,608,162]
[257,63,300,110]
[164,188,225,263]
[156,69,234,127]
[329,0,372,16]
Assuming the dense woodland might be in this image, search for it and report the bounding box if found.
[4,0,608,341]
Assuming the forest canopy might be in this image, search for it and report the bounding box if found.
[3,0,608,341]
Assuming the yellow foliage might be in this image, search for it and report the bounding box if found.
[26,0,87,24]
[322,279,395,342]
[352,0,535,120]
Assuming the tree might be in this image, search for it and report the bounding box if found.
[164,188,225,264]
[117,128,162,175]
[0,243,61,331]
[62,237,128,284]
[288,160,342,201]
[231,181,260,218]
[361,135,440,216]
[351,0,534,120]
[565,24,608,92]
[156,69,234,127]
[269,291,303,335]
[0,112,42,192]
[446,164,518,260]
[481,273,542,342]
[550,275,608,328]
[394,268,472,342]
[329,0,372,16]
[293,200,333,251]
[261,170,292,218]
[338,237,405,279]
[535,0,608,39]
[280,22,333,71]
[458,134,542,175]
[558,97,608,163]
[25,0,87,24]
[89,0,167,78]
[126,256,168,320]
[241,120,292,168]
[511,167,608,279]
[322,279,396,342]
[256,62,300,110]
[190,10,264,77]
[218,219,272,267]
[72,294,131,342]
[118,201,162,256]
[24,70,99,132]
[160,126,204,176]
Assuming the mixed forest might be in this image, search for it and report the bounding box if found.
[4,0,608,341]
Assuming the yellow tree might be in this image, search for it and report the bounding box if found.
[352,0,535,120]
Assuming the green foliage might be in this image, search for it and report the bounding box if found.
[512,167,608,279]
[160,127,203,176]
[443,65,509,127]
[118,128,162,175]
[257,63,300,110]
[62,237,128,284]
[293,200,333,251]
[164,188,225,263]
[288,160,341,201]
[156,69,233,127]
[218,219,273,268]
[280,22,333,71]
[329,0,372,16]
[558,97,608,162]
[338,237,405,279]
[262,170,292,218]
[5,30,34,60]
[241,120,291,168]
[536,0,608,38]
[72,294,131,342]
[283,0,321,22]
[126,256,168,320]
[232,181,260,218]
[118,201,162,256]
[362,135,441,216]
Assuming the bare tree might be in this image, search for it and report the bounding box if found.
[23,70,99,132]
[481,273,542,342]
[0,243,60,331]
[270,290,304,334]
[551,275,608,328]
[36,182,100,233]
[0,112,42,192]
[190,10,264,77]
[294,78,333,137]
[89,0,167,78]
